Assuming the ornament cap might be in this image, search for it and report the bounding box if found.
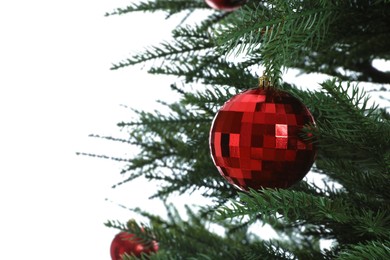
[126,219,138,229]
[258,72,272,88]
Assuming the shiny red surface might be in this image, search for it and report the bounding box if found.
[110,232,158,260]
[209,88,317,191]
[205,0,247,11]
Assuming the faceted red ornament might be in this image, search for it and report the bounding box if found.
[110,231,158,260]
[209,87,317,191]
[205,0,247,11]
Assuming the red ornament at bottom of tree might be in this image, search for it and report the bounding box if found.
[205,0,247,11]
[110,231,158,260]
[209,87,317,191]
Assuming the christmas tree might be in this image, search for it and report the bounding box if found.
[91,1,390,259]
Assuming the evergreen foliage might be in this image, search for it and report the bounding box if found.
[93,0,390,258]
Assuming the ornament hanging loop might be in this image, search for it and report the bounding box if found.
[258,72,272,89]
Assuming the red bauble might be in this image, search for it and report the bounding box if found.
[209,87,317,191]
[205,0,247,11]
[110,231,158,260]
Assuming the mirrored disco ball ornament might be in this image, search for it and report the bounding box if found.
[209,77,317,191]
[110,231,158,260]
[205,0,247,11]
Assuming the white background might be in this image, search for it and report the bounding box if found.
[0,1,389,259]
[0,1,185,259]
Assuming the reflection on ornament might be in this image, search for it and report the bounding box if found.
[209,86,317,191]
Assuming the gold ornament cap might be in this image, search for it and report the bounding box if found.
[258,72,272,88]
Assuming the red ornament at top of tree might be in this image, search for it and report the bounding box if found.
[209,77,317,191]
[110,231,158,260]
[205,0,247,11]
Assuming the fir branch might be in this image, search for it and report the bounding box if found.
[198,12,231,31]
[354,210,390,239]
[105,219,128,231]
[291,2,390,83]
[285,80,390,204]
[319,80,379,118]
[111,38,215,70]
[216,5,333,54]
[170,83,228,114]
[128,205,294,260]
[241,241,295,260]
[105,0,206,17]
[216,188,389,249]
[172,24,211,40]
[316,159,390,202]
[297,80,390,171]
[136,205,244,259]
[87,134,135,144]
[337,240,390,260]
[109,95,235,197]
[100,1,390,257]
[118,116,211,128]
[147,55,257,89]
[75,152,131,162]
[213,1,335,78]
[215,189,353,226]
